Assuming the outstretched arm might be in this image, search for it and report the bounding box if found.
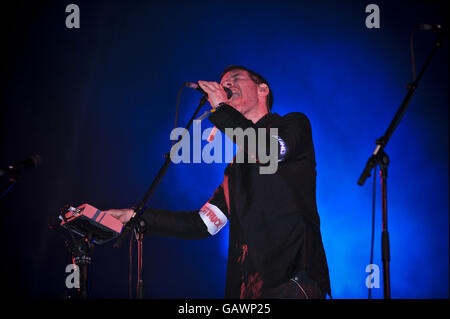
[105,181,229,240]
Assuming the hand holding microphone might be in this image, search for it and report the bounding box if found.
[185,81,232,143]
[185,81,232,108]
[197,81,231,108]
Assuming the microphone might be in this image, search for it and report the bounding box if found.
[185,82,233,99]
[0,154,42,177]
[418,23,447,34]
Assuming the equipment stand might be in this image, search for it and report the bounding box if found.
[378,150,390,299]
[65,232,94,299]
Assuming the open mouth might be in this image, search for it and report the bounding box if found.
[229,92,240,100]
[230,89,240,97]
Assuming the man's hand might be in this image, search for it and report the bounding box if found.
[104,208,135,224]
[198,81,229,108]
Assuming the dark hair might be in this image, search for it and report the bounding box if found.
[220,65,273,112]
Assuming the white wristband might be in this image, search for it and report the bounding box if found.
[198,202,228,235]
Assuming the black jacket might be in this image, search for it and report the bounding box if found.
[139,104,331,298]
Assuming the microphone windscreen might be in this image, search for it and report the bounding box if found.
[184,82,198,89]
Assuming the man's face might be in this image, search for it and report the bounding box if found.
[220,70,260,115]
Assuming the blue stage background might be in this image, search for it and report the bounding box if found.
[0,0,448,298]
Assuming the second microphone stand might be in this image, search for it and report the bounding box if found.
[358,31,444,299]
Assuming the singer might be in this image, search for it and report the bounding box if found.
[107,65,331,299]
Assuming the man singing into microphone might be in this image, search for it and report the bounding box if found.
[107,65,331,299]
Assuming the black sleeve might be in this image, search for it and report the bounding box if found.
[137,208,210,240]
[206,182,230,219]
[208,104,311,162]
[137,181,229,240]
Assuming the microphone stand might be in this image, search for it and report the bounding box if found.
[357,32,445,299]
[113,95,209,299]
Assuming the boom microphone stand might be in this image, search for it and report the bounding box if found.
[358,30,445,299]
[113,95,209,299]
